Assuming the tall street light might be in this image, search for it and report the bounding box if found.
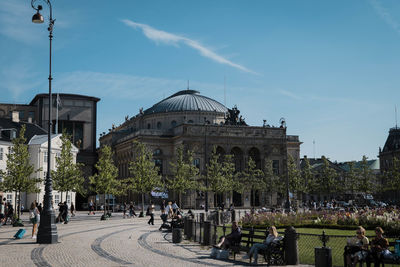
[31,0,58,244]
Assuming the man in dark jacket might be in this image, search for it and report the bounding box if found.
[214,221,241,249]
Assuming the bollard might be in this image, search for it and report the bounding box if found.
[172,228,183,243]
[203,221,211,246]
[315,247,332,267]
[187,218,193,240]
[200,213,205,223]
[284,226,299,265]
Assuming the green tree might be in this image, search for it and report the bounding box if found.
[316,156,338,198]
[262,159,284,207]
[167,145,199,208]
[51,132,84,203]
[357,155,375,196]
[287,155,305,205]
[0,125,41,220]
[89,145,118,218]
[127,141,162,215]
[205,147,226,208]
[240,157,264,208]
[345,161,358,198]
[301,157,316,200]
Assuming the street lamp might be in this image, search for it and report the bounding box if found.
[31,0,58,244]
[204,119,208,213]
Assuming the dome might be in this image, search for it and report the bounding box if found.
[143,90,228,115]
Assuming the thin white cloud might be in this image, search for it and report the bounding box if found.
[121,19,257,74]
[279,89,303,100]
[369,0,400,35]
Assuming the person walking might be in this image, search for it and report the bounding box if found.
[122,202,127,218]
[4,203,14,225]
[89,200,95,215]
[70,202,75,217]
[29,202,40,239]
[0,198,5,225]
[129,202,136,218]
[147,202,155,225]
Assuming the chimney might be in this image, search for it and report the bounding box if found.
[11,111,19,122]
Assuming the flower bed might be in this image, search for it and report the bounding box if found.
[240,208,400,236]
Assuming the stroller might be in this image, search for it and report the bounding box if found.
[159,214,184,231]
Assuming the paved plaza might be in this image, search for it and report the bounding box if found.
[0,211,314,267]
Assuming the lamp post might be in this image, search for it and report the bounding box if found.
[204,119,208,212]
[31,0,58,244]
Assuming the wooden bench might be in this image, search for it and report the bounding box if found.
[230,228,285,265]
[344,240,400,267]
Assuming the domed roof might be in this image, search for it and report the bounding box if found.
[143,90,228,115]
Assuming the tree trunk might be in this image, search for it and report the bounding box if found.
[179,192,182,209]
[14,191,17,217]
[103,194,106,216]
[17,191,21,220]
[141,193,145,215]
[60,191,63,203]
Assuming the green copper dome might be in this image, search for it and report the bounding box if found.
[143,90,228,115]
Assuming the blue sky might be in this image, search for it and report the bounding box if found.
[1,0,400,162]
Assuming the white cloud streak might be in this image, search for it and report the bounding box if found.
[279,89,303,100]
[369,0,400,35]
[121,19,257,74]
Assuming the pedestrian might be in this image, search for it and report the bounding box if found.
[29,202,40,239]
[70,202,75,217]
[122,202,127,218]
[129,202,136,217]
[4,203,14,225]
[147,202,155,225]
[62,201,69,224]
[88,200,95,215]
[37,203,42,213]
[172,201,179,215]
[21,204,24,215]
[0,198,5,225]
[160,200,166,215]
[166,202,173,218]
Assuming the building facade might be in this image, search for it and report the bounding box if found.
[0,93,100,208]
[100,89,301,208]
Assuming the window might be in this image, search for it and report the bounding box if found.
[193,158,200,169]
[188,120,194,124]
[153,149,162,156]
[157,122,162,129]
[272,160,280,175]
[171,120,177,127]
[28,111,35,120]
[147,123,151,129]
[44,152,48,163]
[6,194,12,203]
[19,111,24,119]
[0,147,3,160]
[154,159,163,174]
[54,194,60,205]
[66,194,71,204]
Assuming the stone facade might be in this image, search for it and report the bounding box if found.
[100,90,301,208]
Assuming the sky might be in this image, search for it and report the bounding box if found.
[1,0,400,162]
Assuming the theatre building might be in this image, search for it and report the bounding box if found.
[100,89,301,208]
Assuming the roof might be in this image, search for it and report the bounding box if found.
[300,157,345,172]
[28,134,79,152]
[0,118,47,143]
[382,127,400,153]
[29,93,100,105]
[336,159,380,171]
[143,90,228,115]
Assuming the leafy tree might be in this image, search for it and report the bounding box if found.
[301,157,317,200]
[287,154,305,205]
[221,154,239,205]
[0,125,41,219]
[127,141,162,214]
[384,157,400,193]
[262,159,284,207]
[240,157,264,208]
[357,155,375,196]
[89,145,118,217]
[315,156,338,198]
[345,161,358,198]
[205,147,226,208]
[167,145,199,208]
[51,132,84,203]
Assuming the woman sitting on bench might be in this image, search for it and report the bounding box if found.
[243,226,279,265]
[346,226,369,267]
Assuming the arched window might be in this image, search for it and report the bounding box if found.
[147,123,151,129]
[171,120,177,127]
[157,122,162,129]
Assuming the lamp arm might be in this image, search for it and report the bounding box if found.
[31,0,55,28]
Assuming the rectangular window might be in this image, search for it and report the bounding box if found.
[54,194,60,205]
[6,194,12,203]
[66,195,71,204]
[28,111,35,120]
[273,160,280,175]
[44,152,48,163]
[193,158,200,169]
[19,111,24,119]
[0,147,3,160]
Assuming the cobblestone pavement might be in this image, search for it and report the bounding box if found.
[0,211,314,267]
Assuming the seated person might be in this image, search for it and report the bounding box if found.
[214,221,241,249]
[346,226,369,267]
[242,226,279,265]
[368,226,389,267]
